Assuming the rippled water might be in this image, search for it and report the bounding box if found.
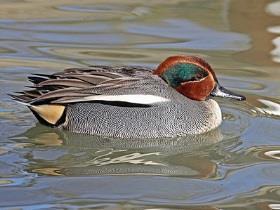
[0,0,280,209]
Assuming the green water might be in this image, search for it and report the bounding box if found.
[0,0,280,209]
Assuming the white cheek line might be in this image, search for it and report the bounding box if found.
[62,94,170,105]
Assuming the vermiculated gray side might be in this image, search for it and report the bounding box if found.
[61,98,221,138]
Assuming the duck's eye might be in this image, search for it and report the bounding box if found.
[195,73,204,80]
[190,72,205,81]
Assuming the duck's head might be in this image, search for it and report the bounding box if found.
[154,55,246,101]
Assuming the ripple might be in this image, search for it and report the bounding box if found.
[268,26,280,34]
[0,176,35,187]
[264,150,280,160]
[0,179,13,185]
[221,66,270,78]
[125,19,250,51]
[255,99,280,117]
[220,77,266,92]
[266,1,280,16]
[220,103,250,138]
[84,152,164,167]
[0,1,131,21]
[58,4,130,14]
[37,47,151,61]
[0,47,15,54]
[32,167,62,176]
[271,36,280,63]
[0,57,81,70]
[269,203,280,210]
[0,21,113,33]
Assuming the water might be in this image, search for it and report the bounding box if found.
[0,0,280,209]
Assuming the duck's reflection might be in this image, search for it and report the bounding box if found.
[16,124,223,178]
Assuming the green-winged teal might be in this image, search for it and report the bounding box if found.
[11,55,246,138]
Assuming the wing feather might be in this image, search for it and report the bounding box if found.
[36,78,92,88]
[11,65,166,106]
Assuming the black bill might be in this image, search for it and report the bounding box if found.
[210,83,246,101]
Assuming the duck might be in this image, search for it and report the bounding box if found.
[11,55,246,138]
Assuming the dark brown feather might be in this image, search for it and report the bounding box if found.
[12,65,153,105]
[36,79,91,88]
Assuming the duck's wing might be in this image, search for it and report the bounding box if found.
[10,65,171,106]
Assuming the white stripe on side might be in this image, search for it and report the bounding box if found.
[62,94,170,105]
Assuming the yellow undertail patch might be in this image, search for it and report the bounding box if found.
[30,104,65,125]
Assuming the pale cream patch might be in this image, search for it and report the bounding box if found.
[30,104,65,125]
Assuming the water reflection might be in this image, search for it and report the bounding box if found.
[16,124,223,178]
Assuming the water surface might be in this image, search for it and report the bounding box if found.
[0,0,280,209]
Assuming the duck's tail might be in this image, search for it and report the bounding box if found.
[9,93,66,126]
